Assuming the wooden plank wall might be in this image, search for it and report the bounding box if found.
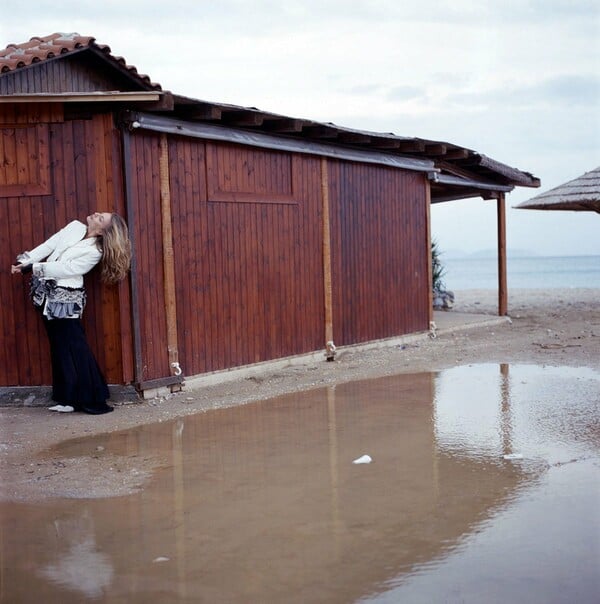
[167,139,325,376]
[127,132,430,383]
[0,106,130,387]
[2,110,432,388]
[126,131,170,383]
[328,161,430,345]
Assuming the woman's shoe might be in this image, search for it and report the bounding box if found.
[48,404,74,412]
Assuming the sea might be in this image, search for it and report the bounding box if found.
[440,255,600,290]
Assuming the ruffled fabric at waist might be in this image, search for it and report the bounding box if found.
[30,277,87,320]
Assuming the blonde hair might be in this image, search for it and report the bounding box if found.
[100,213,131,284]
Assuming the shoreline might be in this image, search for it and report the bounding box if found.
[2,287,599,501]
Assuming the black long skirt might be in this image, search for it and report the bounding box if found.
[42,316,113,414]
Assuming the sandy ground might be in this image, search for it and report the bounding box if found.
[2,287,599,501]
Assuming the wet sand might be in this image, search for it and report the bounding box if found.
[1,287,599,501]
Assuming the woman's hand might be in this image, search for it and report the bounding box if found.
[11,264,25,275]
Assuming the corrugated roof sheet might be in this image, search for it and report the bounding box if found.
[0,32,161,89]
[515,166,600,212]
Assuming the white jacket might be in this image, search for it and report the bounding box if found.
[19,220,102,289]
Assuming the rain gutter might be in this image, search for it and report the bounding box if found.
[123,111,436,173]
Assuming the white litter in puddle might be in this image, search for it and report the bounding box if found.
[503,453,524,460]
[353,454,372,464]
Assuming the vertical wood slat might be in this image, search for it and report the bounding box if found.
[330,163,429,346]
[122,128,144,385]
[0,109,128,387]
[167,139,323,376]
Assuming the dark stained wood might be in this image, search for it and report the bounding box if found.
[443,148,470,160]
[369,138,402,150]
[262,118,303,133]
[159,133,179,376]
[398,141,425,152]
[0,123,51,197]
[321,158,334,353]
[0,53,147,95]
[1,101,433,390]
[164,138,324,376]
[301,125,339,139]
[0,105,129,388]
[221,110,264,126]
[425,181,433,325]
[329,161,430,346]
[424,144,447,156]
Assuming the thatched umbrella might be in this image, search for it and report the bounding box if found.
[514,166,600,213]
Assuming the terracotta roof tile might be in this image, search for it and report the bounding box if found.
[0,33,161,89]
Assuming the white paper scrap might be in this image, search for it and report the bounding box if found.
[353,454,372,464]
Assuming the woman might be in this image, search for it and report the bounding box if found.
[11,212,131,414]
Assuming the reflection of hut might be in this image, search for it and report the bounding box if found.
[515,166,600,213]
[10,373,527,602]
[0,34,539,397]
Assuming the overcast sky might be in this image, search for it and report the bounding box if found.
[2,0,599,256]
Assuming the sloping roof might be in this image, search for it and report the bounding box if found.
[515,166,600,213]
[158,94,540,191]
[1,33,540,196]
[0,32,161,90]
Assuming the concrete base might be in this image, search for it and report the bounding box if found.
[0,384,140,407]
[0,311,510,406]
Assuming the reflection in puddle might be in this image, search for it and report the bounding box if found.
[1,364,598,603]
[38,512,114,599]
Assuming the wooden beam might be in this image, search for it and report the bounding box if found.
[443,148,470,160]
[369,138,401,149]
[425,177,433,326]
[436,160,488,182]
[337,132,371,144]
[321,157,335,360]
[398,140,425,152]
[302,125,339,139]
[424,144,447,156]
[141,93,174,111]
[159,133,181,380]
[180,104,222,120]
[0,92,162,103]
[497,193,507,316]
[262,118,303,133]
[221,110,264,126]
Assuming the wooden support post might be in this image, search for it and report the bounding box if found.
[321,157,335,360]
[159,133,181,380]
[497,193,508,316]
[425,178,433,325]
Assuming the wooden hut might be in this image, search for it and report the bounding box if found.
[0,33,540,398]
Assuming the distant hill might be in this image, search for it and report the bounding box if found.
[443,248,539,259]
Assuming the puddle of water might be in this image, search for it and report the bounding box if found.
[1,364,598,603]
